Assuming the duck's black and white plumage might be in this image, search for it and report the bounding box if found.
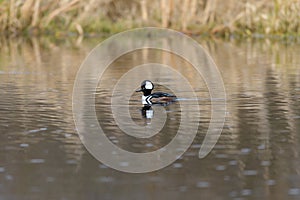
[136,80,176,105]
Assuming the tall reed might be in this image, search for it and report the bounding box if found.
[0,0,299,36]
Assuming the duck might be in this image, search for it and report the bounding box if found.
[136,80,176,105]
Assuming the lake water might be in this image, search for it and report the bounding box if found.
[0,36,300,200]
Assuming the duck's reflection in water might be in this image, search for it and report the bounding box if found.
[141,105,154,125]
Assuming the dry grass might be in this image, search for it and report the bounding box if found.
[0,0,299,37]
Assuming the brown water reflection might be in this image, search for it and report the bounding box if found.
[0,37,300,200]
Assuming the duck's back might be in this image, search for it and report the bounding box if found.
[150,92,176,98]
[150,92,176,104]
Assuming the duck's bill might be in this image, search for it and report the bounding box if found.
[135,89,142,92]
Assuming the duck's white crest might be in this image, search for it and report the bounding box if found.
[145,81,153,89]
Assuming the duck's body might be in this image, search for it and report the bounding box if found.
[136,80,176,105]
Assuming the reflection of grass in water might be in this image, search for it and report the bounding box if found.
[0,0,300,37]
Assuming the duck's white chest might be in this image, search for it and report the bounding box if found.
[142,95,152,105]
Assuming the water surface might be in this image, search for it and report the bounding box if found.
[0,37,300,200]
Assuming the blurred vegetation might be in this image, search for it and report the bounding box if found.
[0,0,300,38]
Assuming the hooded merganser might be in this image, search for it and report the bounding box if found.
[136,80,176,105]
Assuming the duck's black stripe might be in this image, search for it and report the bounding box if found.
[145,96,152,104]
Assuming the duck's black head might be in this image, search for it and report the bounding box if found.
[135,80,154,96]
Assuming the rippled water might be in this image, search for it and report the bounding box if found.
[0,37,300,200]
